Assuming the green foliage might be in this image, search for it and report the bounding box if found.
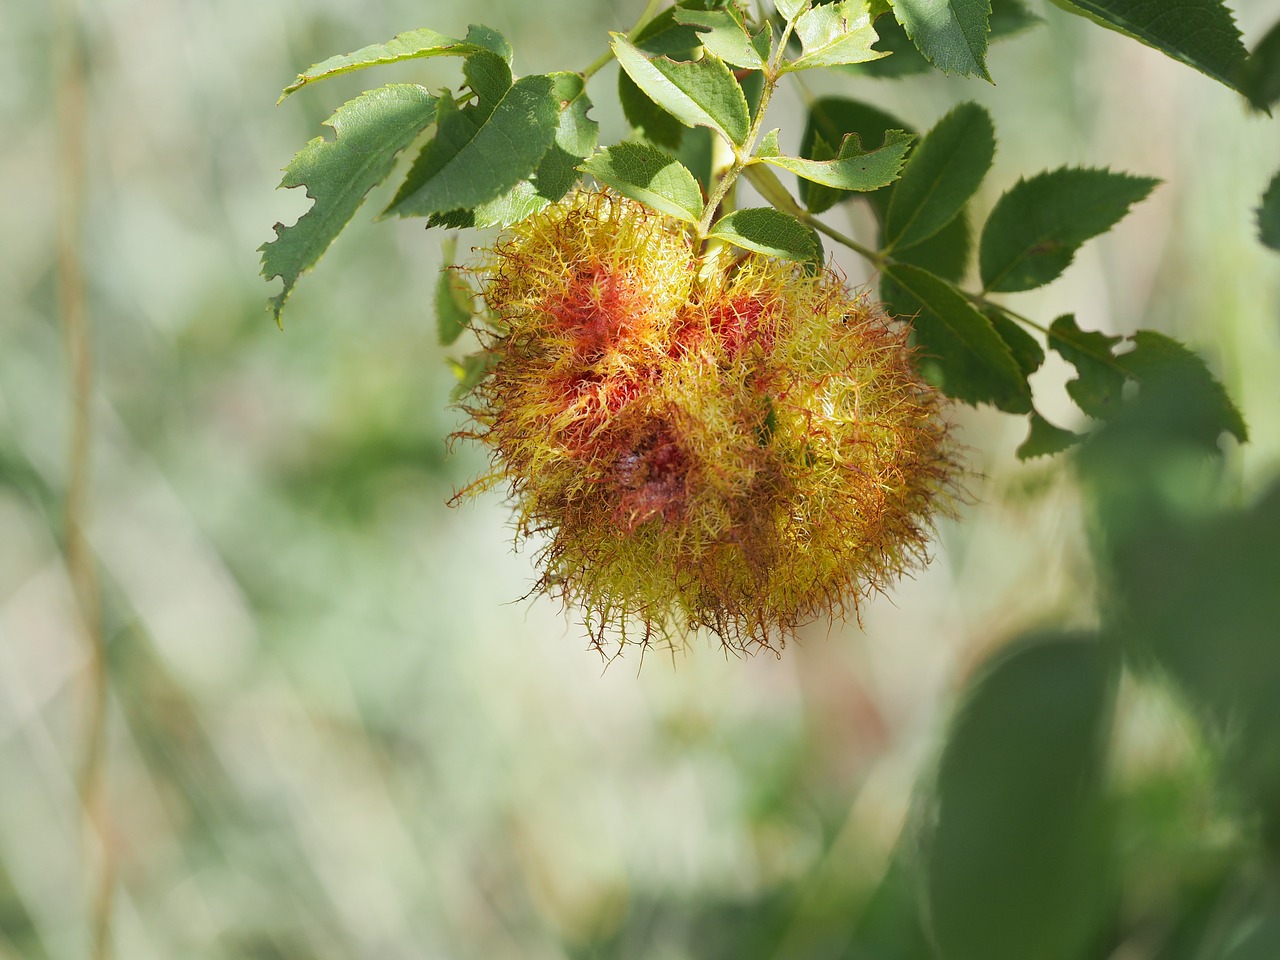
[673,7,771,69]
[260,84,438,324]
[580,142,704,224]
[783,0,885,71]
[384,71,567,218]
[279,24,512,99]
[431,73,598,229]
[798,97,913,213]
[882,102,995,252]
[979,167,1160,293]
[755,127,914,191]
[610,34,750,146]
[1046,0,1247,90]
[1241,19,1280,113]
[1050,316,1247,443]
[264,0,1253,476]
[890,0,993,80]
[707,207,821,264]
[435,238,471,346]
[925,634,1117,960]
[1016,411,1083,459]
[1258,169,1280,252]
[851,0,1040,78]
[881,262,1029,410]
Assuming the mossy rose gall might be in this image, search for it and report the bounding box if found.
[453,189,959,655]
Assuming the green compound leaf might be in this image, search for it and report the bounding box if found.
[708,208,821,264]
[884,102,995,252]
[986,305,1044,378]
[674,8,771,69]
[279,24,511,100]
[1047,0,1246,91]
[581,142,704,224]
[890,0,993,80]
[925,634,1117,960]
[430,73,597,229]
[757,128,914,192]
[894,209,972,282]
[261,84,438,325]
[619,73,685,151]
[979,167,1159,293]
[784,0,885,71]
[632,7,703,57]
[775,0,811,21]
[610,34,751,147]
[1047,316,1248,442]
[384,71,563,219]
[1241,19,1280,112]
[1118,331,1247,443]
[1048,315,1125,420]
[881,263,1029,410]
[800,98,915,213]
[435,237,472,346]
[852,0,1040,78]
[1257,169,1280,252]
[1017,411,1084,459]
[448,350,498,401]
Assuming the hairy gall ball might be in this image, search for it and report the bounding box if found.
[455,190,959,655]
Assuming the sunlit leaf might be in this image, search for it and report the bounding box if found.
[775,0,811,20]
[757,129,914,191]
[431,73,596,229]
[891,0,992,80]
[581,142,704,224]
[384,72,563,218]
[852,0,1041,78]
[784,0,885,71]
[610,34,751,146]
[261,84,438,325]
[979,167,1159,292]
[800,98,914,212]
[708,208,821,264]
[280,24,511,100]
[674,8,771,69]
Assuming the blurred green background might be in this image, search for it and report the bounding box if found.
[5,1,1280,958]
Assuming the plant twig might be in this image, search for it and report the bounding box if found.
[53,0,115,956]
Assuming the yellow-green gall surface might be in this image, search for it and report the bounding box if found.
[455,190,959,655]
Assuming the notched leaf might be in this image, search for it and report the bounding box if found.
[757,129,915,192]
[261,84,438,325]
[280,24,512,100]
